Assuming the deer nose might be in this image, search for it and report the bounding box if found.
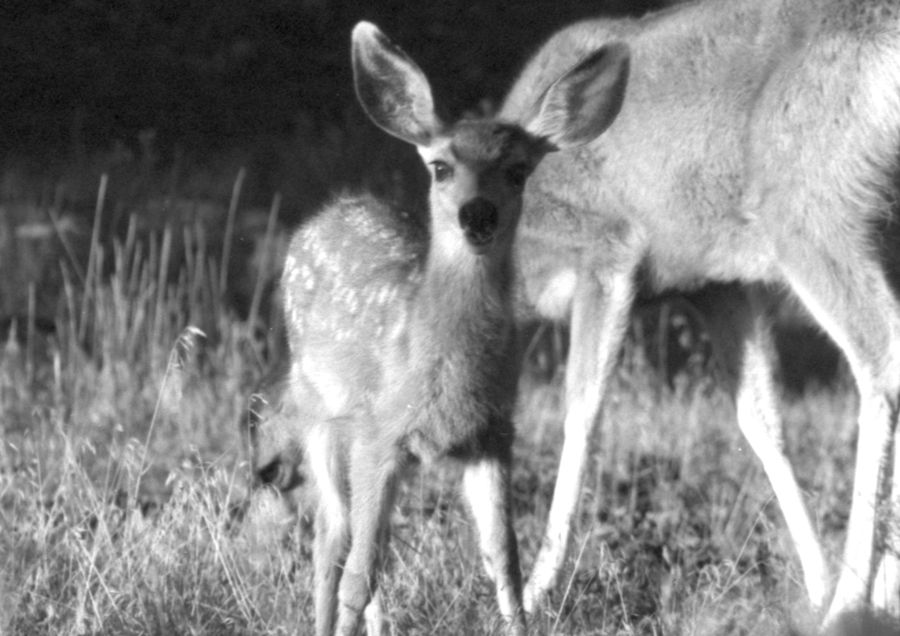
[458,198,499,249]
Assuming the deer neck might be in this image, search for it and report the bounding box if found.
[394,236,518,462]
[415,231,515,345]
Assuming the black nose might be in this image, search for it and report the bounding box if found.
[458,198,499,248]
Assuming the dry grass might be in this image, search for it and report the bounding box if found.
[0,173,873,635]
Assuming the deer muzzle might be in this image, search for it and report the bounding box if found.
[458,198,499,251]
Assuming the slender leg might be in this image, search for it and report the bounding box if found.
[700,285,829,608]
[364,590,388,636]
[872,438,900,614]
[524,268,636,612]
[777,248,900,624]
[872,369,900,614]
[335,441,399,636]
[307,424,350,636]
[462,449,526,635]
[314,505,349,636]
[363,517,392,636]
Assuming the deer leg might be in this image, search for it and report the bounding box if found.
[335,441,399,636]
[364,589,388,636]
[700,285,829,608]
[462,445,526,635]
[872,386,900,614]
[307,424,350,636]
[524,267,635,613]
[778,247,900,624]
[314,504,348,636]
[872,440,900,615]
[363,518,391,636]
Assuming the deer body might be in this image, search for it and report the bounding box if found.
[284,192,522,636]
[508,0,900,298]
[279,22,629,635]
[501,0,900,623]
[284,192,518,463]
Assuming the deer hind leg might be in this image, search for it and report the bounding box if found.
[699,285,829,608]
[335,440,399,636]
[873,352,900,616]
[524,266,636,613]
[873,461,900,615]
[308,424,350,636]
[314,505,348,636]
[462,445,526,635]
[363,519,391,636]
[778,245,900,624]
[363,589,388,636]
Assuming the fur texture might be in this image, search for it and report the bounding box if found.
[500,0,900,624]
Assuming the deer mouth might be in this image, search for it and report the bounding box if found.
[458,198,499,251]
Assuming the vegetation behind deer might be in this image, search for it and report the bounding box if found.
[0,205,873,632]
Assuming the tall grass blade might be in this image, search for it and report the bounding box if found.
[247,192,281,337]
[78,173,108,343]
[219,167,246,299]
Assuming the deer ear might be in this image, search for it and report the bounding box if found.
[352,22,439,147]
[525,42,630,150]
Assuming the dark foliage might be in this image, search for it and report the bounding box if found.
[1,0,668,155]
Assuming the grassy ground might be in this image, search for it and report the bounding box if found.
[0,188,869,635]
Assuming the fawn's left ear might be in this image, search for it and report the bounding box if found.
[351,21,440,147]
[524,42,630,150]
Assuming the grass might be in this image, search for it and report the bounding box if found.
[0,171,874,635]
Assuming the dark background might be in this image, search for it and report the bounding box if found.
[0,0,673,217]
[1,0,667,151]
[0,0,846,389]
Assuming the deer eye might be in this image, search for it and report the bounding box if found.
[430,161,453,183]
[506,164,531,189]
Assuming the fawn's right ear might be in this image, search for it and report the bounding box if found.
[352,22,439,147]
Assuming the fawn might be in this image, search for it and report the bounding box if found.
[278,21,629,636]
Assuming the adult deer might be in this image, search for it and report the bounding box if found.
[500,0,900,623]
[281,22,629,635]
